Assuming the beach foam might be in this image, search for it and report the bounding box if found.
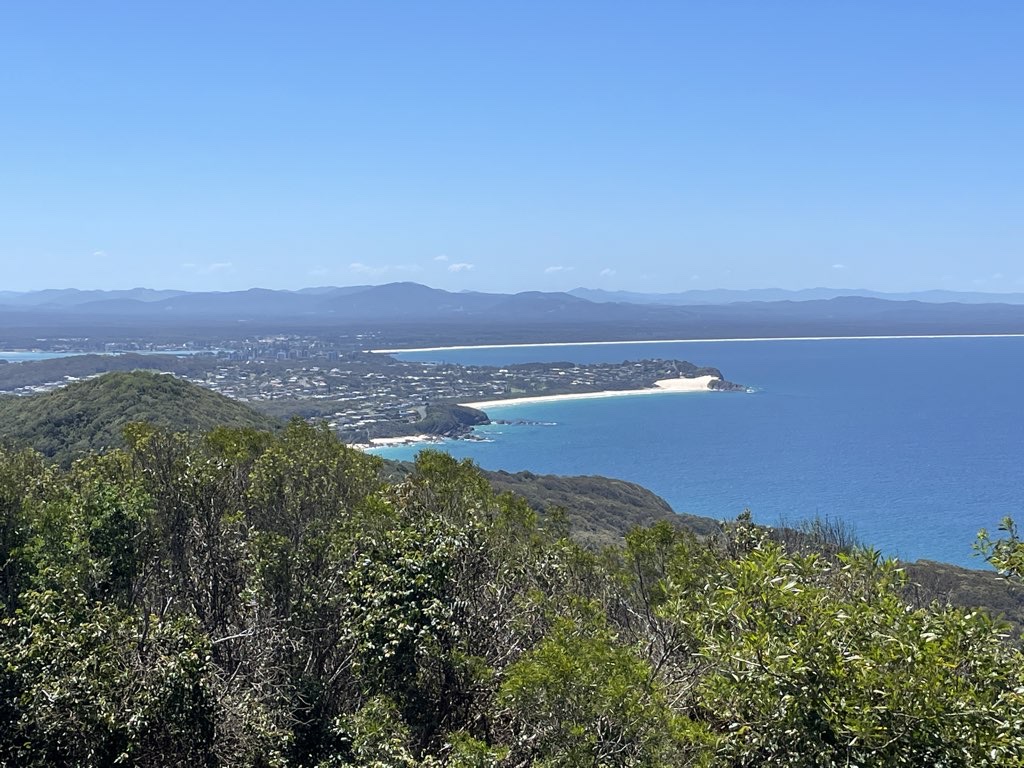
[354,434,444,451]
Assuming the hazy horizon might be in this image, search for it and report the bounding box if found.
[8,282,1024,300]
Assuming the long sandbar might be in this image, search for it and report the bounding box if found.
[372,333,1024,355]
[460,375,720,410]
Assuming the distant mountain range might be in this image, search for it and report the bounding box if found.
[0,283,590,319]
[567,287,1024,305]
[6,284,1024,310]
[0,287,191,307]
[5,282,1024,344]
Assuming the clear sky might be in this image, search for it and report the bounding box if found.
[2,2,1021,294]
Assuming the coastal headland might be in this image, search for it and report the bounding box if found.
[460,374,725,409]
[355,374,738,450]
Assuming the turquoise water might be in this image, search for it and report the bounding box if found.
[0,350,218,363]
[375,337,1024,567]
[0,351,80,362]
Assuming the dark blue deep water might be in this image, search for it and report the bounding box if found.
[375,337,1024,567]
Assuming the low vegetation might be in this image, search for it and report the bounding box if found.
[483,468,722,548]
[1,421,1023,766]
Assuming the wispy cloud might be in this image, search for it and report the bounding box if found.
[350,262,382,276]
[448,262,474,273]
[974,272,1006,286]
[434,254,449,262]
[599,268,616,277]
[349,262,422,277]
[92,250,108,258]
[182,261,234,275]
[832,263,847,270]
[544,265,573,274]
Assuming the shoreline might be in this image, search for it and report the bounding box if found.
[371,332,1024,355]
[353,434,445,451]
[459,375,721,409]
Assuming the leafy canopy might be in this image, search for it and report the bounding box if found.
[0,429,1022,767]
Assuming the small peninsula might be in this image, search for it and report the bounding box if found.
[357,359,745,444]
[460,373,740,410]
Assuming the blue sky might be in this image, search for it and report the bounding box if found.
[2,2,1021,293]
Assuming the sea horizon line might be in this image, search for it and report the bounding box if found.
[371,332,1024,355]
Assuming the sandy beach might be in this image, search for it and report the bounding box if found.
[459,375,721,410]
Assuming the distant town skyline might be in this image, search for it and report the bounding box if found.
[2,2,1021,294]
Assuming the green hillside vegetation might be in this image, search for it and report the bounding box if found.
[0,371,280,465]
[397,466,1024,633]
[1,423,1023,766]
[4,368,1022,634]
[483,468,722,548]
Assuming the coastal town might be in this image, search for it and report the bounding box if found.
[0,335,741,443]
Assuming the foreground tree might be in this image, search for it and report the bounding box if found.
[664,522,1024,765]
[978,516,1024,583]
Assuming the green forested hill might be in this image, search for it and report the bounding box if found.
[0,370,280,464]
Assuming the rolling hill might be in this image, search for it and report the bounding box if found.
[0,370,281,465]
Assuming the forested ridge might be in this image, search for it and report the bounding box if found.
[0,371,282,466]
[2,420,1023,766]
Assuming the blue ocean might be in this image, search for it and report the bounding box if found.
[374,337,1024,568]
[0,351,80,362]
[0,350,216,363]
